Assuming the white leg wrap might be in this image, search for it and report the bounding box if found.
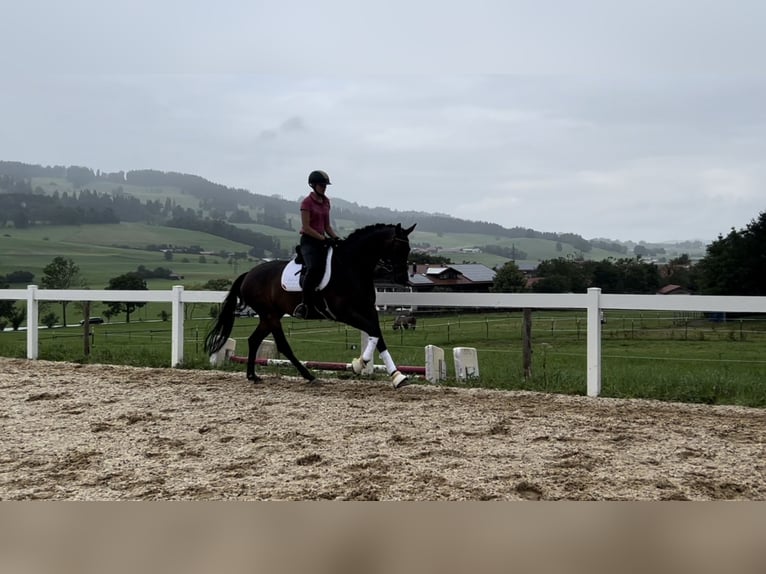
[379,350,397,374]
[362,336,378,363]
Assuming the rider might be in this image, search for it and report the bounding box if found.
[293,169,341,319]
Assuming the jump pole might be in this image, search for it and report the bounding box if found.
[228,354,426,375]
[217,336,445,381]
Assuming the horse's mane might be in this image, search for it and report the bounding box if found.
[344,223,395,243]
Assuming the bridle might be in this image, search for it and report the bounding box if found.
[377,235,410,282]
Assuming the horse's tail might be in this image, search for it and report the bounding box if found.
[204,272,247,354]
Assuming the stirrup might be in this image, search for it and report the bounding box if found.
[293,303,309,319]
[316,299,336,321]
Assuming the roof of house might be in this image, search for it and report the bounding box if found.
[448,264,496,282]
[407,263,496,288]
[657,284,688,295]
[407,273,434,286]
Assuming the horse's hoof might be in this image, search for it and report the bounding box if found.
[351,357,368,375]
[391,371,410,389]
[307,377,322,385]
[247,374,262,383]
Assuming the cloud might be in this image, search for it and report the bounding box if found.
[2,2,766,243]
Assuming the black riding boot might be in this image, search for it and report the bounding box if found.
[293,291,315,319]
[293,235,325,319]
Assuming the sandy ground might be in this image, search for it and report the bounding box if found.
[0,357,764,500]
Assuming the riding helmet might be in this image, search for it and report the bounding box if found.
[308,170,331,186]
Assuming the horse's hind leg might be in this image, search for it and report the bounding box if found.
[270,322,318,384]
[247,322,272,382]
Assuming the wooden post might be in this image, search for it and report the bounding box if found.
[83,301,91,356]
[522,308,532,380]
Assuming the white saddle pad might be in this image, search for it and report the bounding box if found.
[280,247,333,292]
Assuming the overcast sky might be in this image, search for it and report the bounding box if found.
[2,0,764,243]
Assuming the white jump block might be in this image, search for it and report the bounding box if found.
[453,347,480,381]
[209,337,237,366]
[256,339,278,360]
[425,345,447,383]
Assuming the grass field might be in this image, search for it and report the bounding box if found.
[2,309,764,408]
[0,223,257,287]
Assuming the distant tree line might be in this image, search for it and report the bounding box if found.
[167,210,286,258]
[492,211,766,297]
[0,183,171,226]
[530,257,663,294]
[2,161,638,253]
[590,239,629,254]
[482,244,529,261]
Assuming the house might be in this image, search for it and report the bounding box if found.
[405,263,496,293]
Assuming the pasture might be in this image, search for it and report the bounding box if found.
[2,309,765,407]
[1,356,763,500]
[0,223,253,286]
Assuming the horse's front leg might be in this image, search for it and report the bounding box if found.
[373,334,409,388]
[346,315,410,388]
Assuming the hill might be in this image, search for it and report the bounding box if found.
[0,161,708,287]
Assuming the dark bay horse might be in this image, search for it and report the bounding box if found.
[205,223,416,388]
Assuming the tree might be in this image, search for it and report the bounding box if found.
[105,272,148,323]
[409,252,451,265]
[41,256,82,326]
[696,211,766,296]
[537,258,590,292]
[41,311,59,328]
[531,275,572,293]
[491,261,527,293]
[0,280,14,320]
[65,166,95,188]
[8,305,26,330]
[201,278,233,291]
[4,270,34,284]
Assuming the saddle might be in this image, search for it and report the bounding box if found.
[280,246,334,293]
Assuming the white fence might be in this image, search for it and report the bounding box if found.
[2,285,766,397]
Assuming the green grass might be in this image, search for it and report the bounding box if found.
[0,223,257,287]
[2,310,764,408]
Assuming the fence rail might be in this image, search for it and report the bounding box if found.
[3,285,766,397]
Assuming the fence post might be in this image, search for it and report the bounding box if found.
[83,301,91,356]
[26,285,39,359]
[587,287,602,397]
[171,285,184,367]
[522,309,532,380]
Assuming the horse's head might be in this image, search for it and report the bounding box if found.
[379,223,416,285]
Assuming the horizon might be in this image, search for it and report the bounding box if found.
[1,159,715,247]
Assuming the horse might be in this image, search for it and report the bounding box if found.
[205,222,416,388]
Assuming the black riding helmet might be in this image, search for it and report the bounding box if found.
[308,170,331,186]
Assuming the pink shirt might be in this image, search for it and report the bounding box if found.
[300,194,331,236]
